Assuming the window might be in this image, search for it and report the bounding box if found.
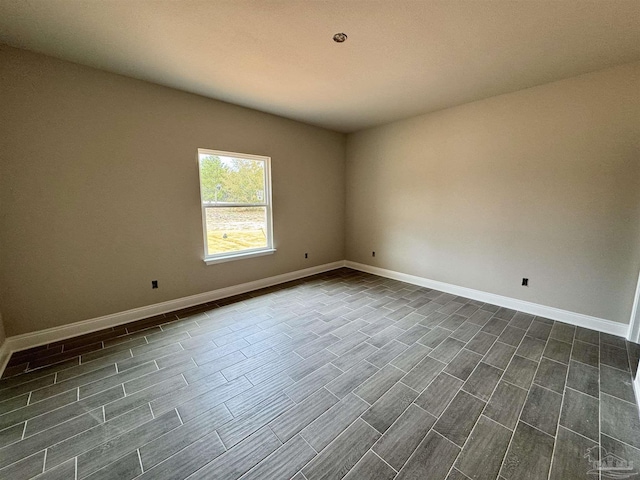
[197,149,274,264]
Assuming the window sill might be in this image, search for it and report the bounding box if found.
[204,248,276,265]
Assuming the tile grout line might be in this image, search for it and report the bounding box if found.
[390,315,510,477]
[370,448,398,473]
[543,326,576,480]
[443,313,533,479]
[137,448,144,473]
[450,315,547,480]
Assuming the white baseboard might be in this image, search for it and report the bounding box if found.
[2,259,631,374]
[4,261,345,355]
[634,373,640,416]
[346,261,629,338]
[0,340,10,375]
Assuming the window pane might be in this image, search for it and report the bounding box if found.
[199,154,265,204]
[205,206,267,255]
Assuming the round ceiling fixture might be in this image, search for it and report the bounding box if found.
[333,33,348,43]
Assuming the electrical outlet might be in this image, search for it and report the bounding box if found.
[522,278,528,286]
[152,280,158,289]
[304,253,308,259]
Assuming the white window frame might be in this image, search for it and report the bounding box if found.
[197,148,275,265]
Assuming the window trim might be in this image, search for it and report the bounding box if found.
[197,148,275,264]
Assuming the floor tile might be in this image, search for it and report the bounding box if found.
[283,363,342,403]
[600,364,635,403]
[401,355,447,392]
[240,435,316,480]
[466,331,498,355]
[390,343,431,372]
[566,360,599,398]
[373,403,436,470]
[218,393,293,448]
[362,382,418,433]
[600,434,640,479]
[37,458,76,480]
[354,364,405,404]
[366,340,408,368]
[601,392,640,449]
[508,312,534,330]
[548,426,596,480]
[502,355,537,390]
[519,384,563,436]
[0,407,103,470]
[483,342,516,370]
[516,336,546,362]
[467,309,493,327]
[429,337,466,364]
[455,416,512,480]
[533,358,567,394]
[542,338,571,364]
[47,404,153,469]
[343,451,396,480]
[139,404,231,470]
[444,349,483,381]
[287,349,338,382]
[0,422,25,448]
[369,326,405,349]
[0,388,78,432]
[527,321,552,341]
[500,421,554,480]
[325,360,379,399]
[83,450,141,480]
[600,343,630,372]
[414,372,463,417]
[269,388,338,443]
[224,373,291,417]
[481,318,509,337]
[25,385,123,437]
[78,410,181,478]
[395,431,460,480]
[300,393,369,451]
[183,426,280,480]
[331,342,378,371]
[497,326,527,347]
[326,332,368,356]
[559,388,599,442]
[440,314,468,331]
[302,419,380,480]
[463,362,502,401]
[434,390,486,447]
[0,451,45,480]
[417,327,451,349]
[494,308,516,321]
[571,340,599,368]
[575,327,599,345]
[484,380,528,430]
[549,323,575,344]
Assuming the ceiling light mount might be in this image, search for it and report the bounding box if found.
[333,32,347,43]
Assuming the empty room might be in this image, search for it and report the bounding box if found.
[1,1,640,479]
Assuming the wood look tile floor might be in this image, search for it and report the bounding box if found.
[1,268,640,480]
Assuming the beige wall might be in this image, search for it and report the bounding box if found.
[0,313,5,349]
[346,62,640,324]
[0,46,346,336]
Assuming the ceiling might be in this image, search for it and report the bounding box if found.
[0,1,639,133]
